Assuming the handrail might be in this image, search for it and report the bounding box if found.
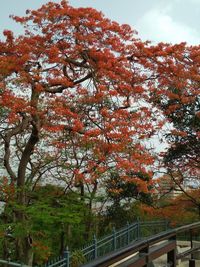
[1,221,199,267]
[77,220,167,263]
[82,221,200,267]
[176,221,200,233]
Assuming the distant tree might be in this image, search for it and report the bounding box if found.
[126,42,200,225]
[100,171,153,229]
[141,43,200,179]
[141,186,200,225]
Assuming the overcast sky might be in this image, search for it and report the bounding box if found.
[1,0,200,44]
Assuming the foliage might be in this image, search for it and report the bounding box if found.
[106,171,153,203]
[71,250,86,267]
[100,202,140,231]
[145,43,200,177]
[97,171,153,230]
[141,188,200,226]
[0,184,92,264]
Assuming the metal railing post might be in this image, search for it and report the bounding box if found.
[165,220,169,231]
[137,217,140,240]
[190,229,194,260]
[127,222,130,244]
[112,227,117,251]
[63,247,70,267]
[93,234,98,259]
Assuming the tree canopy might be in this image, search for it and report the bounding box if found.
[0,0,199,265]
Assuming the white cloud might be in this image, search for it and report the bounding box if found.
[136,8,200,44]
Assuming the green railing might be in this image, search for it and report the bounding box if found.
[0,220,168,267]
[82,222,200,267]
[42,219,168,267]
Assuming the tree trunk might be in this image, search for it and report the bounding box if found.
[15,235,33,266]
[14,87,40,264]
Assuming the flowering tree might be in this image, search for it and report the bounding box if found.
[131,42,200,181]
[132,42,200,226]
[0,1,156,263]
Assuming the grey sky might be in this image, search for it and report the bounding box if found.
[1,0,200,44]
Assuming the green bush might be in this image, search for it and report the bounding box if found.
[71,250,86,267]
